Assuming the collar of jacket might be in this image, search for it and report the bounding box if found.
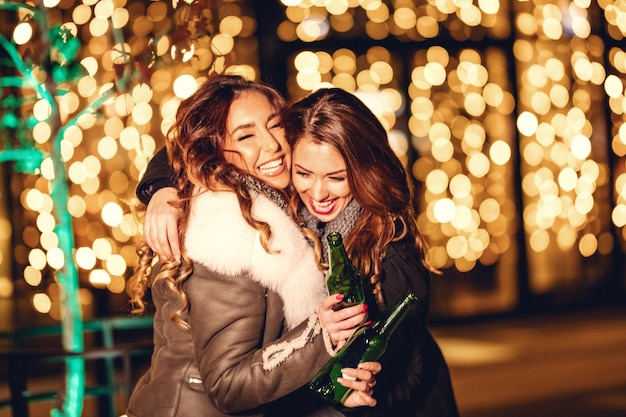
[185,188,327,330]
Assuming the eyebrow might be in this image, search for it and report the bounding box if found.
[293,163,347,176]
[231,112,280,135]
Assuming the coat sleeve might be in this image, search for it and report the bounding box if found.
[136,146,176,205]
[183,262,334,414]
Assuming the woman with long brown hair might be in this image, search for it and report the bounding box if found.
[283,87,459,417]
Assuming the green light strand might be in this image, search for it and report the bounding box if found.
[1,2,136,415]
[0,3,85,416]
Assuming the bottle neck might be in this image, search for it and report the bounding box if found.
[372,292,417,336]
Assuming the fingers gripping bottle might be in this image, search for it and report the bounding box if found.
[309,291,418,405]
[326,232,365,310]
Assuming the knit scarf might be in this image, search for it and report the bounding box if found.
[237,173,363,264]
[300,198,363,263]
[237,173,290,215]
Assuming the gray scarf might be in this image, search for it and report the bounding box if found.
[300,198,363,263]
[238,173,362,264]
[238,173,290,215]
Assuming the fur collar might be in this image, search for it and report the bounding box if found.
[184,188,327,330]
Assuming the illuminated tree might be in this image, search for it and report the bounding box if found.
[0,0,255,415]
[0,0,137,414]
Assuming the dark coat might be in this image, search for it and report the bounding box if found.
[352,238,460,417]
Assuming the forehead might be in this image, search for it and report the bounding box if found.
[293,137,345,169]
[227,91,275,122]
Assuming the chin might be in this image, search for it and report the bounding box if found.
[265,175,290,190]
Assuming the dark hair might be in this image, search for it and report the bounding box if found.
[283,88,436,307]
[129,74,288,326]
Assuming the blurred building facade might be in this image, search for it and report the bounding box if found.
[1,0,626,331]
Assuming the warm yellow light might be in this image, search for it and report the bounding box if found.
[467,152,490,178]
[479,198,500,223]
[450,174,471,198]
[76,247,97,270]
[490,140,511,165]
[571,134,592,160]
[94,0,114,18]
[13,22,33,45]
[111,7,129,29]
[529,229,550,252]
[604,74,624,99]
[47,247,65,270]
[326,0,349,15]
[89,17,110,37]
[451,205,473,230]
[36,212,56,234]
[68,195,87,218]
[24,266,43,287]
[93,238,113,260]
[102,202,124,227]
[579,233,597,257]
[33,293,52,314]
[220,15,244,36]
[558,167,578,191]
[296,70,322,91]
[211,33,235,55]
[393,7,417,30]
[89,269,111,287]
[120,126,141,150]
[132,102,153,125]
[517,111,539,136]
[295,51,320,71]
[105,254,127,276]
[434,198,456,223]
[612,204,626,227]
[431,138,454,162]
[173,74,198,99]
[447,235,469,259]
[426,169,449,195]
[98,136,118,160]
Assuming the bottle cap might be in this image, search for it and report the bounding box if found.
[327,232,342,245]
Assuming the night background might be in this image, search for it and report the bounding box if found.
[0,1,625,416]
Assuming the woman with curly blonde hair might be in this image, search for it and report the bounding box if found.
[126,74,379,417]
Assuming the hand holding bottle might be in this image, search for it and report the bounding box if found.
[311,291,417,405]
[317,293,369,348]
[339,361,381,408]
[326,232,365,310]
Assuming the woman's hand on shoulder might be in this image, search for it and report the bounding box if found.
[317,294,368,348]
[144,187,180,261]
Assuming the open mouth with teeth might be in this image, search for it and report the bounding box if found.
[308,197,337,215]
[258,157,285,176]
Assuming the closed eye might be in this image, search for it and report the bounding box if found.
[236,133,254,141]
[268,116,282,130]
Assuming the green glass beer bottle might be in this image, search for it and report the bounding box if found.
[326,232,364,310]
[309,291,418,405]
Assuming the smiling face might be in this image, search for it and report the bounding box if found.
[223,91,291,190]
[292,136,353,222]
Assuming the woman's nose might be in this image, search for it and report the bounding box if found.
[261,130,281,152]
[311,180,328,200]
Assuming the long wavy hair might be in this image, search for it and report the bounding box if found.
[282,88,438,308]
[128,74,288,327]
